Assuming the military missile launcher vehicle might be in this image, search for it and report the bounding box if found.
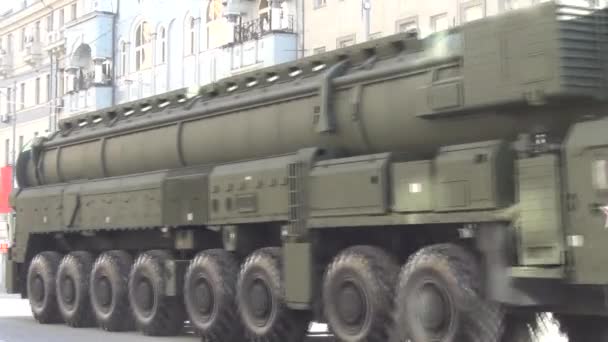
[5,2,608,341]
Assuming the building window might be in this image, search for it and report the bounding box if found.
[206,0,223,50]
[337,34,356,48]
[313,46,326,54]
[461,1,485,23]
[158,27,166,64]
[314,0,327,9]
[46,74,51,102]
[5,88,11,114]
[71,3,77,21]
[59,8,65,27]
[35,21,41,42]
[134,21,152,71]
[120,41,127,75]
[186,17,196,55]
[46,13,54,32]
[4,139,9,166]
[396,17,419,34]
[35,78,40,105]
[6,34,12,53]
[20,28,26,51]
[431,13,449,33]
[19,83,25,110]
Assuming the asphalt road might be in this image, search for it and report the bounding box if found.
[0,294,333,342]
[0,294,568,342]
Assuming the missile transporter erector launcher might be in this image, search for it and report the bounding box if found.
[6,2,608,341]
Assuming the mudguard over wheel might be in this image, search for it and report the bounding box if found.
[56,251,96,327]
[394,243,504,342]
[128,250,185,336]
[237,247,310,342]
[90,250,135,331]
[184,249,243,342]
[27,251,63,324]
[555,314,608,342]
[322,245,399,342]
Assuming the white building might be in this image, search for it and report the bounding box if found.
[114,0,298,104]
[0,0,118,166]
[0,0,117,236]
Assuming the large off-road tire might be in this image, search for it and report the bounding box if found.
[90,250,135,331]
[237,247,310,342]
[322,245,399,342]
[555,314,608,342]
[27,251,63,324]
[128,250,185,336]
[394,243,504,342]
[56,251,96,327]
[184,249,243,342]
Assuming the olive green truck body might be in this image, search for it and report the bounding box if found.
[6,2,608,340]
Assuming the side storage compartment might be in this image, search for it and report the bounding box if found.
[391,160,434,212]
[518,155,564,266]
[208,155,293,225]
[434,140,513,211]
[162,168,210,226]
[309,153,390,217]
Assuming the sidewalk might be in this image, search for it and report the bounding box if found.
[0,293,19,299]
[0,294,31,318]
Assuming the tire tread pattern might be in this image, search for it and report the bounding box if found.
[28,251,63,324]
[185,249,243,342]
[57,251,96,327]
[129,250,184,336]
[323,245,399,342]
[91,250,135,331]
[395,244,504,342]
[238,247,309,342]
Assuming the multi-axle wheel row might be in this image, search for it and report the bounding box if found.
[26,243,540,342]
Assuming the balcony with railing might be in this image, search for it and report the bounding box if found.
[23,38,43,65]
[232,14,295,45]
[0,50,13,77]
[215,13,297,76]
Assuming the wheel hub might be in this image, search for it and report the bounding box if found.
[61,276,76,304]
[96,276,113,307]
[417,283,448,332]
[337,282,364,326]
[249,279,271,322]
[194,279,214,316]
[31,275,45,302]
[136,279,154,312]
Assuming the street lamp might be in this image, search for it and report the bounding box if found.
[362,0,372,41]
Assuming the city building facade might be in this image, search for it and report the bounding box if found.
[0,0,117,235]
[114,0,298,104]
[303,0,605,56]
